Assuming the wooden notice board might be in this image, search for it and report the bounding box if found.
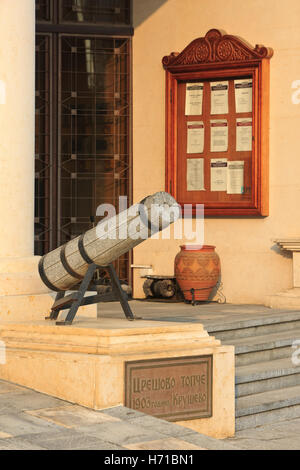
[162,29,273,216]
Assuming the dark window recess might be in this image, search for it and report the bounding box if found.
[36,0,52,22]
[60,0,131,25]
[35,35,51,254]
[35,1,132,284]
[59,36,131,257]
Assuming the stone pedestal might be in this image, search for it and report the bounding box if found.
[266,238,300,309]
[0,318,235,439]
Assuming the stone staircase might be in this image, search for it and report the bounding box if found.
[206,311,300,431]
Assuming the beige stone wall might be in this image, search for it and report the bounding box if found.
[131,0,300,303]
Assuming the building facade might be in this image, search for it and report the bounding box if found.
[0,0,300,320]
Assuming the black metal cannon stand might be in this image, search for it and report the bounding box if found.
[46,263,140,326]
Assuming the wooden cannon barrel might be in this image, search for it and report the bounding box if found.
[39,192,179,292]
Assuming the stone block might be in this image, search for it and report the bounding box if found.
[0,317,235,438]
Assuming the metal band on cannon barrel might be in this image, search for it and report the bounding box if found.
[38,256,61,292]
[78,234,95,265]
[60,244,83,280]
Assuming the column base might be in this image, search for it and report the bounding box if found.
[0,256,97,321]
[0,256,48,294]
[0,318,235,439]
[265,288,300,309]
[0,293,54,321]
[0,256,51,321]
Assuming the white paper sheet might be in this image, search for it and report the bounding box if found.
[210,119,228,152]
[210,81,228,114]
[210,159,227,191]
[187,121,204,154]
[227,161,244,194]
[185,82,204,116]
[236,118,252,151]
[234,78,252,113]
[187,158,205,191]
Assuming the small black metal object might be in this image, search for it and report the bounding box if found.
[190,288,195,305]
[46,263,139,326]
[181,284,227,306]
[142,275,183,302]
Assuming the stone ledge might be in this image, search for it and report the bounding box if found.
[274,239,300,251]
[0,317,220,355]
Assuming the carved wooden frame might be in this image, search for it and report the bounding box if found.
[162,29,273,216]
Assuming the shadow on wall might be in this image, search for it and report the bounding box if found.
[133,0,169,28]
[270,244,293,259]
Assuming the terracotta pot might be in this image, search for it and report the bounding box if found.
[174,245,221,301]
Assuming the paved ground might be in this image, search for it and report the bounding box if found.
[227,418,300,450]
[0,379,238,450]
[1,377,300,450]
[95,300,299,329]
[2,301,300,450]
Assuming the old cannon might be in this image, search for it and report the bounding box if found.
[39,192,179,325]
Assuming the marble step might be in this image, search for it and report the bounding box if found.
[206,311,300,341]
[236,384,300,431]
[221,328,300,366]
[235,357,300,397]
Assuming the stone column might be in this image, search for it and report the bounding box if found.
[266,238,300,309]
[0,0,52,321]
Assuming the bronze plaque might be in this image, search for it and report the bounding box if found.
[124,355,212,421]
